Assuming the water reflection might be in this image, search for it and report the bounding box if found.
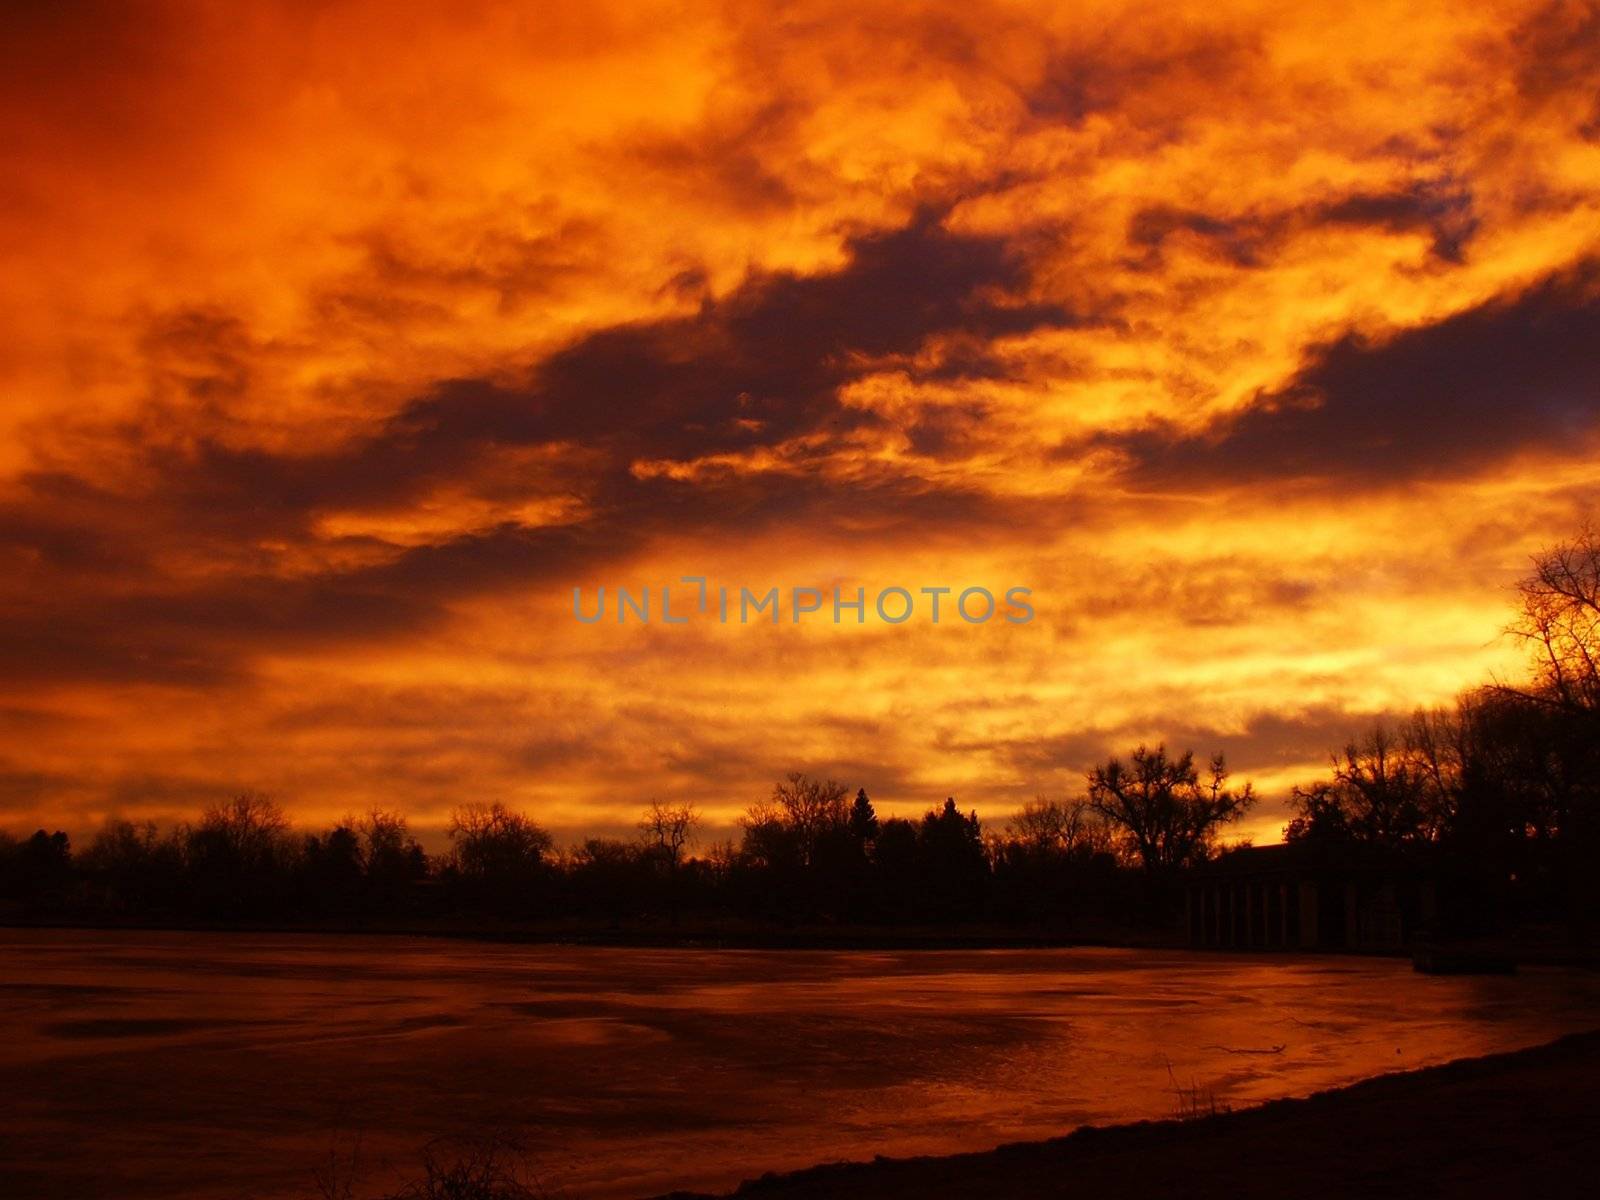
[3,930,1597,1198]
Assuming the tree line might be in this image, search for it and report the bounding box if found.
[5,526,1600,936]
[0,760,1249,929]
[1276,525,1600,933]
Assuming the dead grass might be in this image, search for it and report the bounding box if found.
[313,1132,552,1200]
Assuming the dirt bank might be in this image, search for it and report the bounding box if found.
[669,1029,1600,1199]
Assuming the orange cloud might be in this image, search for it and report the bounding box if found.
[3,0,1599,847]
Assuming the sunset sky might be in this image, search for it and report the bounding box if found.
[4,0,1599,847]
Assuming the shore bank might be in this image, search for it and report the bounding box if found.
[0,913,1181,950]
[668,1030,1600,1199]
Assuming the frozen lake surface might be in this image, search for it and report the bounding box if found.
[4,929,1598,1198]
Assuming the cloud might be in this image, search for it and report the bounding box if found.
[1105,263,1600,490]
[1,206,1079,686]
[4,0,1600,838]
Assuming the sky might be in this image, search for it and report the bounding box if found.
[4,0,1599,848]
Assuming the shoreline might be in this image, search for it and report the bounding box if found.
[0,915,1183,952]
[9,918,1599,968]
[660,1030,1600,1199]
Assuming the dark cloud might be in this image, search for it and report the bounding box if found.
[1024,30,1260,127]
[521,207,1073,458]
[138,308,255,409]
[1104,262,1600,489]
[1511,0,1600,141]
[1126,178,1478,272]
[335,218,603,319]
[146,207,1074,522]
[1126,205,1268,269]
[624,97,801,216]
[0,518,644,687]
[965,705,1401,789]
[0,210,1076,685]
[1513,1,1600,105]
[1317,181,1478,264]
[0,504,141,574]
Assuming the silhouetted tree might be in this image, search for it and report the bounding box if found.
[1507,528,1600,930]
[355,808,428,910]
[191,792,290,865]
[300,824,363,914]
[871,816,920,921]
[989,796,1122,924]
[184,792,293,917]
[447,802,552,914]
[449,803,552,876]
[1089,746,1254,876]
[565,837,647,922]
[0,829,72,907]
[1008,797,1112,861]
[849,788,879,845]
[1286,721,1447,849]
[639,800,699,868]
[80,818,183,913]
[1512,523,1600,714]
[736,775,852,919]
[828,788,882,919]
[637,800,699,922]
[916,798,988,920]
[763,773,850,867]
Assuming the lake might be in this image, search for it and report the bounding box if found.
[3,930,1598,1198]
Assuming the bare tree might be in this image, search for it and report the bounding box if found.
[1287,717,1455,847]
[1009,798,1067,849]
[1008,796,1111,859]
[1088,746,1253,873]
[1405,705,1468,818]
[448,802,552,880]
[639,799,699,867]
[1512,524,1600,713]
[389,1131,546,1199]
[190,791,290,869]
[82,818,169,872]
[357,808,410,870]
[80,817,183,909]
[762,772,850,867]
